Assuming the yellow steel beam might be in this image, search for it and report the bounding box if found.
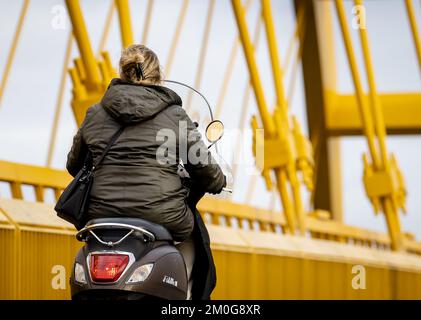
[327,93,421,135]
[404,0,421,69]
[263,7,312,164]
[335,0,404,251]
[165,0,189,77]
[261,0,287,116]
[261,0,308,234]
[286,7,307,102]
[141,0,154,45]
[261,0,305,234]
[230,3,262,188]
[115,0,134,48]
[356,0,405,253]
[355,0,388,167]
[294,0,343,221]
[46,34,74,167]
[230,0,275,136]
[65,0,101,90]
[214,0,253,119]
[283,4,305,78]
[232,0,300,233]
[334,1,380,168]
[0,0,30,108]
[215,39,239,119]
[185,0,215,113]
[97,1,116,56]
[232,0,315,234]
[66,1,118,126]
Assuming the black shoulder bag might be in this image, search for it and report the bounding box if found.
[55,127,125,230]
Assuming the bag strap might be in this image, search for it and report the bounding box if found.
[82,148,92,169]
[92,126,125,170]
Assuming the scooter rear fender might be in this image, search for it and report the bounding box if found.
[71,239,188,300]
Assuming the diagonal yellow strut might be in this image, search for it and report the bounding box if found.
[0,0,30,109]
[65,0,102,90]
[141,0,155,45]
[335,0,406,250]
[231,0,313,234]
[404,0,421,69]
[97,1,116,55]
[165,0,189,77]
[261,0,306,233]
[214,0,254,120]
[46,34,74,167]
[230,0,275,136]
[185,0,216,113]
[115,0,134,48]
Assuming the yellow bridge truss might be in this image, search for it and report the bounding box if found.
[0,0,421,299]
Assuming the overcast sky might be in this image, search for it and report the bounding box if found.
[0,0,420,238]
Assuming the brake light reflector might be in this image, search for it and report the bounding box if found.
[90,254,129,282]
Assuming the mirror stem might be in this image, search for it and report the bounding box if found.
[208,141,216,149]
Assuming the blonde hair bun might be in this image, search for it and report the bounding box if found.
[119,44,162,85]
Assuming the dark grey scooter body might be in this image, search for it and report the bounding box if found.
[70,217,188,300]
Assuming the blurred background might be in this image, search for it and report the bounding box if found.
[0,0,420,237]
[2,0,421,300]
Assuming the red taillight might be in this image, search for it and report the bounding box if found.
[90,254,129,282]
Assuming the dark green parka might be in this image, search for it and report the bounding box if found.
[66,78,225,241]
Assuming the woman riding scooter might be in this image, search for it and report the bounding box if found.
[66,44,226,299]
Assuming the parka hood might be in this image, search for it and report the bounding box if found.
[101,78,182,124]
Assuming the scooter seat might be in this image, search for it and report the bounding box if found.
[84,217,173,241]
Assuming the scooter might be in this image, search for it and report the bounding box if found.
[70,119,230,300]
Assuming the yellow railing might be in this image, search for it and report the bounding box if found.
[2,197,421,300]
[0,160,71,202]
[1,160,420,255]
[200,197,389,249]
[200,196,421,255]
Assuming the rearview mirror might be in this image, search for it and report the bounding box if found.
[205,120,224,143]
